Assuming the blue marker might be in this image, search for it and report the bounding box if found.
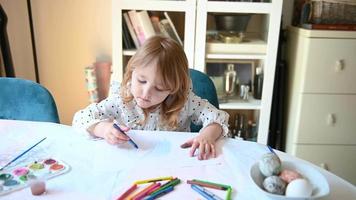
[113,123,138,149]
[191,184,223,200]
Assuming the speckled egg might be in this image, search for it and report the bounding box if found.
[286,178,313,198]
[263,176,286,195]
[279,169,302,183]
[259,153,281,177]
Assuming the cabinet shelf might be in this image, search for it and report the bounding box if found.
[219,97,261,110]
[206,1,272,14]
[119,0,195,12]
[206,54,266,60]
[206,38,267,57]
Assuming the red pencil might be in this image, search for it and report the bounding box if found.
[117,184,137,200]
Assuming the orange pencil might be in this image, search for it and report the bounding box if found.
[130,182,161,200]
[117,184,137,200]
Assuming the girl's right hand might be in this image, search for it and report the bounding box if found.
[92,121,130,145]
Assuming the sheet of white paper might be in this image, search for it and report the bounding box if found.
[92,130,160,172]
[92,130,224,171]
[140,136,225,169]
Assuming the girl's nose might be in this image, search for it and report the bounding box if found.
[142,85,152,99]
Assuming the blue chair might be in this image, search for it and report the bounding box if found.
[0,78,60,123]
[189,69,219,132]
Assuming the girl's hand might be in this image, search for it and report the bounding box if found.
[92,121,130,145]
[181,123,223,160]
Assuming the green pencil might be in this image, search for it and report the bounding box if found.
[225,187,232,200]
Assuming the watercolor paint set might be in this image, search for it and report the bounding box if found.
[0,158,70,196]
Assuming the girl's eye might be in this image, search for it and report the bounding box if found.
[155,87,164,92]
[138,79,146,84]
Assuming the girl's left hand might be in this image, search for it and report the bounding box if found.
[181,123,223,160]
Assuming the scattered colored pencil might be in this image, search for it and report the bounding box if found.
[225,187,232,200]
[113,123,139,149]
[117,184,137,200]
[192,179,231,190]
[134,176,173,185]
[144,185,174,200]
[187,180,227,191]
[149,178,180,196]
[191,184,217,200]
[131,182,160,200]
[0,137,47,171]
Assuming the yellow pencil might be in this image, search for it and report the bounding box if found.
[134,176,174,185]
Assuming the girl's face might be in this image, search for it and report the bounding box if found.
[130,62,171,109]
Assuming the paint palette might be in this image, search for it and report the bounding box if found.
[0,158,70,196]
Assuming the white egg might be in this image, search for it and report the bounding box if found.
[286,178,313,197]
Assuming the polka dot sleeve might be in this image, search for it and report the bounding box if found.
[188,91,230,137]
[72,95,121,131]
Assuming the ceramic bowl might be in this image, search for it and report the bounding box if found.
[250,161,330,200]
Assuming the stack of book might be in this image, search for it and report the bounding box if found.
[122,10,183,49]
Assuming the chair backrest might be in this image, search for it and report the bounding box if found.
[189,69,219,132]
[0,78,60,123]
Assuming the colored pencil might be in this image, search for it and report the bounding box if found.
[149,178,180,196]
[117,184,137,200]
[225,187,232,200]
[113,123,139,149]
[192,179,231,190]
[191,184,216,200]
[144,185,174,200]
[187,180,227,190]
[267,145,275,154]
[131,182,160,200]
[134,176,173,185]
[0,137,47,171]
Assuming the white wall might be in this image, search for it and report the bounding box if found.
[0,0,294,125]
[0,0,112,124]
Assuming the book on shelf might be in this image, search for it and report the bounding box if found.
[128,10,155,46]
[123,12,139,48]
[122,15,135,49]
[163,12,183,46]
[302,23,356,31]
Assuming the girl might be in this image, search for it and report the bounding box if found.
[73,36,229,160]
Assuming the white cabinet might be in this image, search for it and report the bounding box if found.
[112,0,283,144]
[285,26,356,185]
[194,0,282,144]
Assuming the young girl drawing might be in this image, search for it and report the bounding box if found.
[73,36,229,160]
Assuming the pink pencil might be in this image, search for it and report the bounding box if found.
[117,184,137,200]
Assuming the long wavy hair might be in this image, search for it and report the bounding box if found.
[120,35,190,129]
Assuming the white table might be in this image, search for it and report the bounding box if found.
[0,120,355,200]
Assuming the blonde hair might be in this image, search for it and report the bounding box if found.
[121,35,190,129]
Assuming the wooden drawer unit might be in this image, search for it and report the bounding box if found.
[296,94,356,144]
[303,38,356,94]
[293,144,356,185]
[286,27,356,185]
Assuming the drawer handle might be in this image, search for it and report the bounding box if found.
[320,163,329,171]
[326,113,336,126]
[335,60,345,72]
